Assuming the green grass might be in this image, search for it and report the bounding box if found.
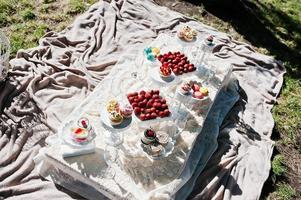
[271,155,287,176]
[269,183,297,200]
[273,78,301,147]
[0,0,98,56]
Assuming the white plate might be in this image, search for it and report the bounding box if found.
[100,106,132,130]
[148,67,179,85]
[176,35,198,47]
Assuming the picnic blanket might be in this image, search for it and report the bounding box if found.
[0,0,285,199]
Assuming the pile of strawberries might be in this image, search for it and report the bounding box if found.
[157,51,196,76]
[127,90,170,121]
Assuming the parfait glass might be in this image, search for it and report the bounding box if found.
[0,31,10,82]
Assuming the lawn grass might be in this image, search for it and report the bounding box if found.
[0,0,98,57]
[1,0,300,199]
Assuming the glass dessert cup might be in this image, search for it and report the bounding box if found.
[61,118,96,148]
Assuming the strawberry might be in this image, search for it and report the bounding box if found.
[192,84,200,91]
[164,109,170,116]
[145,92,152,99]
[140,114,146,121]
[134,107,141,115]
[151,112,157,119]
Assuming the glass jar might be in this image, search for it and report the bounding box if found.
[0,31,10,82]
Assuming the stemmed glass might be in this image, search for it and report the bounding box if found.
[134,50,146,82]
[102,144,118,179]
[0,31,10,82]
[172,104,189,139]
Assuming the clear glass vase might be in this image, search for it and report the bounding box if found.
[0,31,10,82]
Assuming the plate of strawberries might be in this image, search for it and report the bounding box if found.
[157,51,196,76]
[127,89,171,122]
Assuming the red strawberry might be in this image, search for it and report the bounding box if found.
[152,94,159,99]
[138,95,144,102]
[151,112,157,119]
[145,92,152,99]
[159,111,165,118]
[138,102,144,108]
[140,114,146,121]
[164,109,170,116]
[128,96,134,103]
[162,104,168,109]
[153,90,160,95]
[192,84,200,91]
[134,107,141,115]
[132,102,138,108]
[146,101,153,108]
[188,66,194,72]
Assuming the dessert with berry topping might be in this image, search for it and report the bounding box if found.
[119,103,133,118]
[157,51,196,76]
[71,127,89,143]
[127,89,171,121]
[141,128,157,145]
[177,25,197,42]
[191,83,209,100]
[109,111,123,125]
[159,63,172,78]
[179,82,191,95]
[70,118,95,144]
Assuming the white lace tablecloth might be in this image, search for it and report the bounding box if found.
[35,34,232,200]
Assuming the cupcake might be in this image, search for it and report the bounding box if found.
[120,103,133,118]
[155,131,169,147]
[192,91,204,99]
[178,26,197,42]
[199,87,209,96]
[179,82,191,95]
[106,100,119,113]
[144,47,160,62]
[141,128,157,145]
[109,111,123,125]
[150,144,164,157]
[205,35,214,46]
